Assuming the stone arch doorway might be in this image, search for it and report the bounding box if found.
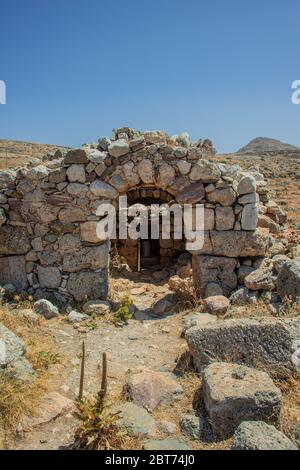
[113,187,186,272]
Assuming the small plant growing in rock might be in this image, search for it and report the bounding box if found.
[82,320,98,331]
[113,295,133,324]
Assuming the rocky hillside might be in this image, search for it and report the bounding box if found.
[0,139,70,169]
[237,137,300,156]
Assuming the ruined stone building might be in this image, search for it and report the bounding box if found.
[0,127,282,304]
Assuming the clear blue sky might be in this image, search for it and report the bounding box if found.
[0,0,299,153]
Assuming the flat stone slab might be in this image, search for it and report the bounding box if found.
[232,421,298,450]
[22,392,76,430]
[114,402,156,437]
[124,368,183,411]
[203,362,282,439]
[185,317,300,374]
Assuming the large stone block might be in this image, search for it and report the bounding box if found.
[58,206,87,224]
[90,180,118,199]
[0,226,31,255]
[62,244,109,272]
[0,256,28,291]
[232,421,297,450]
[64,149,88,164]
[241,203,258,230]
[189,160,221,183]
[67,270,108,301]
[277,260,300,302]
[207,187,236,206]
[202,362,281,438]
[37,266,62,289]
[176,182,205,204]
[185,317,300,374]
[192,229,269,257]
[137,160,154,184]
[215,207,235,230]
[108,139,130,158]
[192,255,237,297]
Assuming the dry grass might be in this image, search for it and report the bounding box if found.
[0,304,60,444]
[275,374,300,446]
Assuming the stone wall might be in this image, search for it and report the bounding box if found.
[0,127,277,305]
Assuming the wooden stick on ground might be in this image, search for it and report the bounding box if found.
[96,352,107,410]
[78,340,85,401]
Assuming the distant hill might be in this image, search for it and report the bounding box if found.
[237,137,300,155]
[0,139,70,169]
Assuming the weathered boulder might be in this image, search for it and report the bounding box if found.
[62,244,109,272]
[122,161,140,187]
[272,255,290,274]
[177,160,191,176]
[90,180,118,199]
[215,206,235,230]
[176,182,205,204]
[87,149,107,164]
[58,206,86,224]
[207,187,236,206]
[108,139,130,158]
[80,221,103,243]
[203,362,282,438]
[137,160,154,184]
[237,174,257,195]
[66,182,88,197]
[66,164,86,183]
[241,203,258,230]
[0,256,28,291]
[0,226,31,255]
[34,299,59,319]
[230,287,258,305]
[67,270,108,302]
[64,149,88,164]
[185,317,300,373]
[232,421,298,450]
[193,255,237,297]
[257,214,280,233]
[82,300,111,315]
[124,368,183,411]
[244,266,275,291]
[114,402,156,437]
[157,163,176,189]
[277,260,300,302]
[207,229,269,257]
[22,392,76,429]
[203,295,230,315]
[109,175,128,192]
[37,266,61,289]
[68,310,88,323]
[26,165,50,180]
[189,160,221,183]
